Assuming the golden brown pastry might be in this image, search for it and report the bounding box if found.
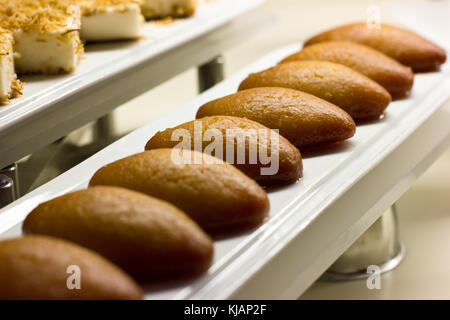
[23,186,214,280]
[145,116,302,185]
[304,22,447,72]
[238,61,391,120]
[89,149,270,234]
[0,236,142,300]
[280,41,414,99]
[197,88,356,148]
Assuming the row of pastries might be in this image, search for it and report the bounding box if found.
[0,22,446,299]
[0,0,198,103]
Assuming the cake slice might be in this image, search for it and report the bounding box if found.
[141,0,197,19]
[0,28,22,104]
[77,0,144,41]
[0,0,83,74]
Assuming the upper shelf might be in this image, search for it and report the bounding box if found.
[0,0,265,168]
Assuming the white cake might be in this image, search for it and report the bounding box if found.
[0,0,84,74]
[77,0,144,41]
[141,0,197,19]
[0,29,22,104]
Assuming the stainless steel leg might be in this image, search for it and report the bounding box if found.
[0,164,19,200]
[0,174,15,208]
[198,56,225,92]
[94,113,117,141]
[321,204,405,281]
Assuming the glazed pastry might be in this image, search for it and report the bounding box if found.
[23,186,214,279]
[304,22,447,72]
[197,88,356,148]
[238,61,391,120]
[280,41,414,99]
[0,236,142,300]
[89,149,270,234]
[145,116,303,185]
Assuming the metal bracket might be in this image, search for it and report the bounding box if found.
[322,204,405,281]
[198,55,225,92]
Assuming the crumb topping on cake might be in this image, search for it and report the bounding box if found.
[11,76,24,98]
[141,0,197,19]
[76,0,143,16]
[0,0,81,34]
[0,76,23,103]
[0,28,13,55]
[0,28,22,103]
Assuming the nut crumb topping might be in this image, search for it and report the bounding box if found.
[76,0,143,16]
[11,77,24,98]
[0,28,13,55]
[0,0,81,34]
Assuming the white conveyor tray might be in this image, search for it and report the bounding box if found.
[0,43,449,299]
[0,0,265,168]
